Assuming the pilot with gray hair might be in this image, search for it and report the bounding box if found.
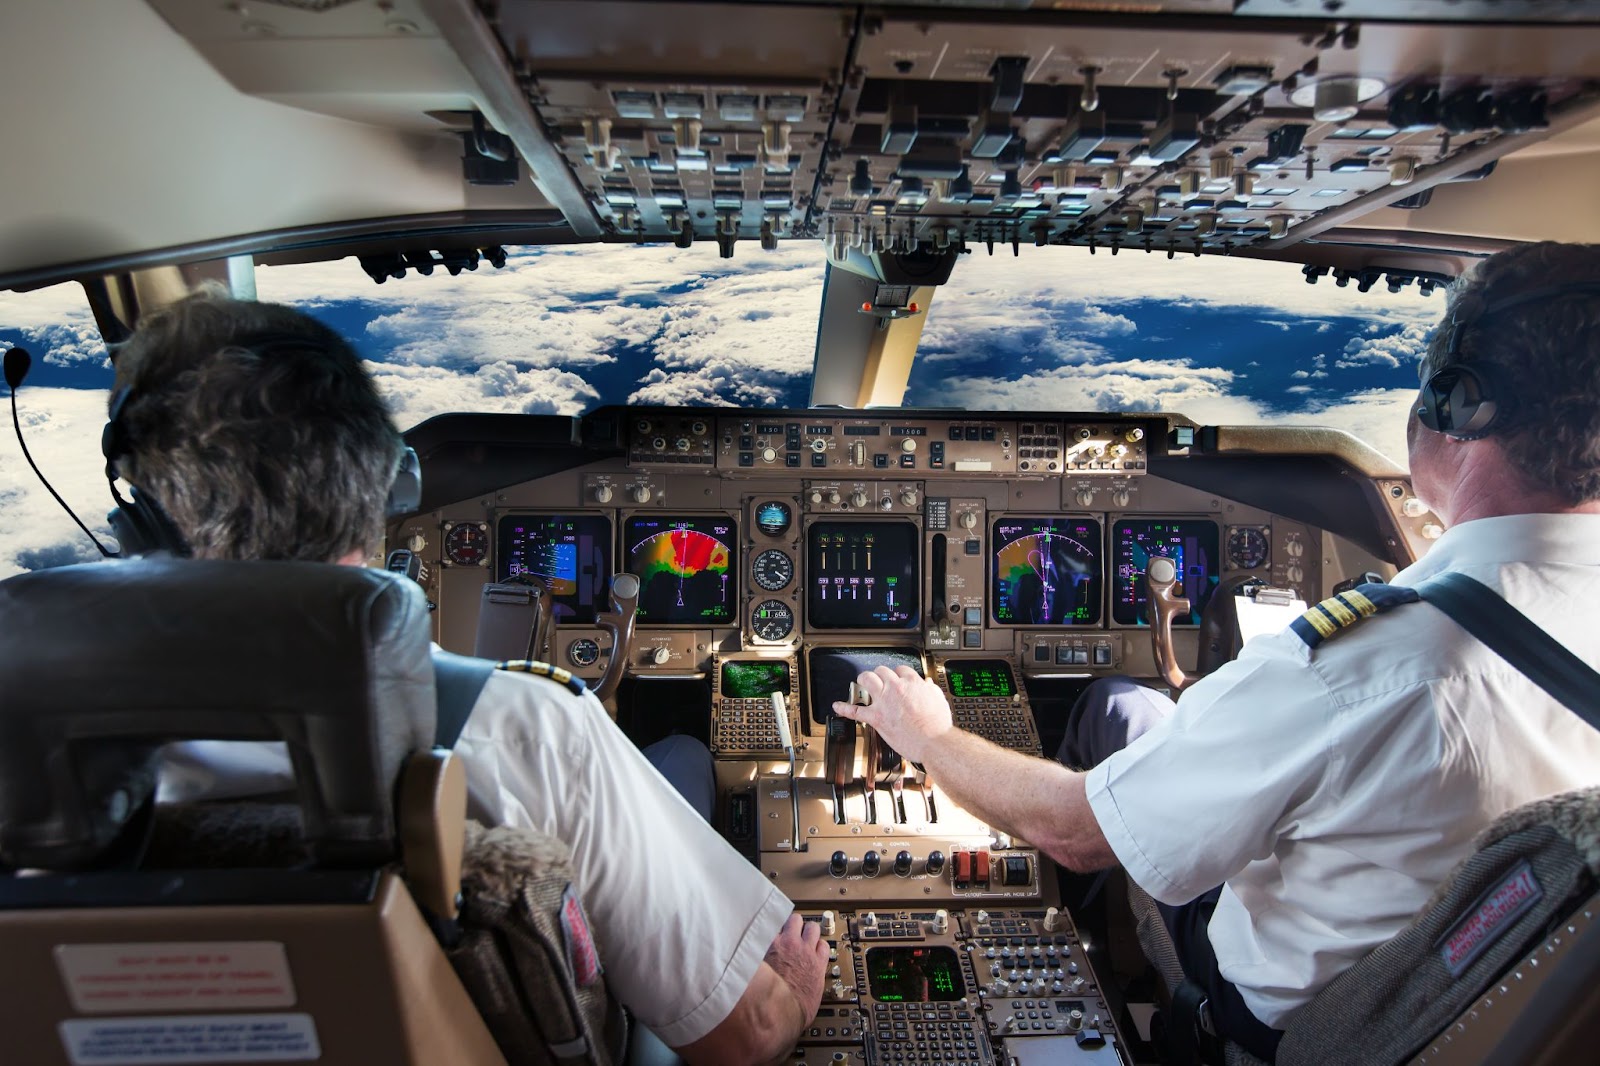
[105,289,827,1065]
[834,241,1600,1062]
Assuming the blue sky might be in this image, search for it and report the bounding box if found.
[0,242,1435,578]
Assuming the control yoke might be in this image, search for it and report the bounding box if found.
[592,573,640,704]
[1145,556,1195,691]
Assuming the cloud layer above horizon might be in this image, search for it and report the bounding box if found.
[0,242,1435,578]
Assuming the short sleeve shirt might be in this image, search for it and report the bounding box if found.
[1084,513,1600,1028]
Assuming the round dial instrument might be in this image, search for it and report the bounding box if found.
[1227,526,1270,570]
[752,549,795,591]
[568,638,601,667]
[751,599,795,641]
[444,522,489,567]
[755,501,792,538]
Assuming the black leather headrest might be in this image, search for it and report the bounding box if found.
[0,558,435,870]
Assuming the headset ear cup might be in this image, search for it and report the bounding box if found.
[1420,365,1502,440]
[1416,382,1444,432]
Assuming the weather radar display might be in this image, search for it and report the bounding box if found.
[990,518,1102,625]
[625,516,738,624]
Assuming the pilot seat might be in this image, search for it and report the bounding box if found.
[0,557,666,1066]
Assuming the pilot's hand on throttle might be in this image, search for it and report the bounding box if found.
[832,665,953,765]
[765,912,829,1024]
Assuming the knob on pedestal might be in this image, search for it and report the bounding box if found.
[926,850,946,875]
[893,850,913,876]
[861,850,881,877]
[829,851,848,878]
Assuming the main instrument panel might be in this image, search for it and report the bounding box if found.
[401,405,1419,1066]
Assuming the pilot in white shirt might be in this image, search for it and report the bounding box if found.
[833,241,1600,1062]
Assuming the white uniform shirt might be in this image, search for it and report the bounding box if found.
[1085,513,1600,1029]
[159,671,790,1048]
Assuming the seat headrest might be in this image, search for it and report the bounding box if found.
[0,558,436,871]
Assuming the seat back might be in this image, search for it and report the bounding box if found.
[0,559,514,1065]
[1129,787,1600,1066]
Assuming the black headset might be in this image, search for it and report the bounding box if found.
[101,334,422,558]
[1417,279,1600,440]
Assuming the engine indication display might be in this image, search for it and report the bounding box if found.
[1227,525,1270,570]
[806,521,919,629]
[494,515,611,622]
[990,517,1102,626]
[1113,519,1220,626]
[625,516,737,625]
[755,500,793,538]
[750,600,796,642]
[752,549,795,591]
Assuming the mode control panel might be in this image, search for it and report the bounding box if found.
[709,415,1151,477]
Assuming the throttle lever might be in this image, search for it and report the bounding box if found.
[1145,556,1195,691]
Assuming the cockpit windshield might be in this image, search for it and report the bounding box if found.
[0,246,1434,580]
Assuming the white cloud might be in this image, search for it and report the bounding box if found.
[1286,385,1312,394]
[1291,370,1310,379]
[1338,322,1433,370]
[0,385,114,580]
[0,282,108,368]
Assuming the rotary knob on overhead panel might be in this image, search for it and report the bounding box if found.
[959,511,978,530]
[827,490,841,505]
[809,489,824,505]
[1124,427,1144,443]
[593,484,614,504]
[899,489,919,508]
[850,490,869,508]
[631,484,652,504]
[675,437,692,452]
[900,437,918,453]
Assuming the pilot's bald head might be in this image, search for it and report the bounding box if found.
[110,285,404,563]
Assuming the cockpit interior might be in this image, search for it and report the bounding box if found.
[4,2,1600,1065]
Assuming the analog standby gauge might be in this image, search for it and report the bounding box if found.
[444,522,489,567]
[751,599,795,641]
[1226,526,1270,570]
[755,501,793,538]
[568,638,601,668]
[752,549,795,591]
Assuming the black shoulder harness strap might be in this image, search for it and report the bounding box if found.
[1416,572,1600,732]
[431,647,497,749]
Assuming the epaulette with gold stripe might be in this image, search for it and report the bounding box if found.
[495,659,588,696]
[1290,583,1421,649]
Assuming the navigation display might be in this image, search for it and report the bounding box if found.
[806,521,919,629]
[494,514,612,623]
[990,517,1102,626]
[944,659,1017,700]
[720,659,790,699]
[865,946,966,1002]
[624,515,738,625]
[1112,519,1220,626]
[807,646,923,725]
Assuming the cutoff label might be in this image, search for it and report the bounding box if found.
[56,943,295,1014]
[58,1013,320,1065]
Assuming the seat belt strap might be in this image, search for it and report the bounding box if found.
[432,648,496,748]
[1416,572,1600,730]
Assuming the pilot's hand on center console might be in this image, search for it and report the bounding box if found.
[765,912,829,1026]
[832,665,953,765]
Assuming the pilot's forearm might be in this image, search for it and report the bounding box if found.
[920,728,1117,874]
[676,961,809,1066]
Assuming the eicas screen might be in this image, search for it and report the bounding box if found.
[1112,519,1220,626]
[806,646,923,726]
[624,515,738,625]
[806,521,919,629]
[494,514,612,623]
[990,517,1103,626]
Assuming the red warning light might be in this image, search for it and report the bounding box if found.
[908,302,920,313]
[862,302,874,312]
